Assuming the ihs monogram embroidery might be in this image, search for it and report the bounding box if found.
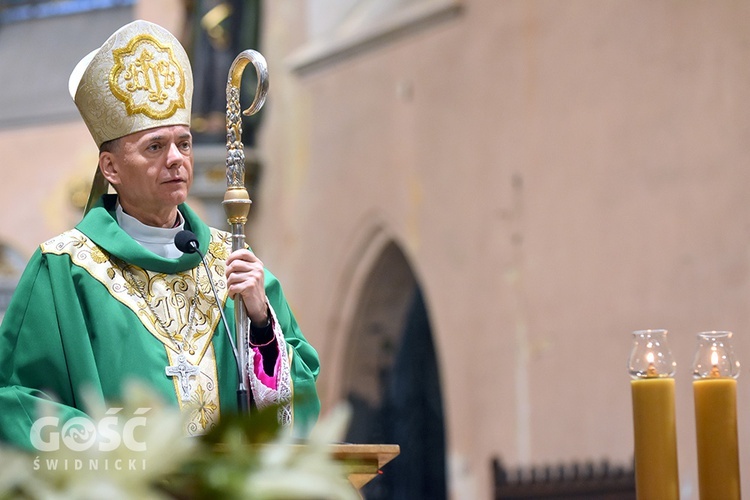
[109,34,186,119]
[41,228,231,435]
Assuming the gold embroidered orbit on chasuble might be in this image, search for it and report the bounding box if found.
[41,229,233,435]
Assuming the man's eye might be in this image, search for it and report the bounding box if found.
[180,141,192,150]
[148,143,161,151]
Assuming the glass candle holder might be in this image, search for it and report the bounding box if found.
[692,330,740,379]
[628,329,679,500]
[628,329,676,379]
[693,331,741,500]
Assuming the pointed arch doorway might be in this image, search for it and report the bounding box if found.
[342,241,447,499]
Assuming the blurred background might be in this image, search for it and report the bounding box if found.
[2,0,750,498]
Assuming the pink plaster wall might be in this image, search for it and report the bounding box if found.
[256,1,750,498]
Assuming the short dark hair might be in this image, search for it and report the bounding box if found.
[99,137,122,154]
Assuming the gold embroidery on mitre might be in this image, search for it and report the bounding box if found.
[109,33,186,119]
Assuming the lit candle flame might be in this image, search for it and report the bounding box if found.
[709,350,721,378]
[646,352,657,376]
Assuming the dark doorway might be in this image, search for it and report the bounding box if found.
[343,242,447,499]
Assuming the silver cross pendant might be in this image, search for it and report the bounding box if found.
[165,353,200,402]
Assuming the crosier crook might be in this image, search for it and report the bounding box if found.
[222,50,269,413]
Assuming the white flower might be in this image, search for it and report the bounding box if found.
[1,385,365,500]
[11,381,193,499]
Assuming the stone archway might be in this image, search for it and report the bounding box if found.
[342,241,447,500]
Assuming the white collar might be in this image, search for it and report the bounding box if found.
[116,201,185,259]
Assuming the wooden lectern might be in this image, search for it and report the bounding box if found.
[329,444,400,490]
[207,442,399,497]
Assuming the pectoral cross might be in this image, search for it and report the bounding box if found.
[166,353,200,402]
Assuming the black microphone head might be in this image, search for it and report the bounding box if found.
[174,230,200,254]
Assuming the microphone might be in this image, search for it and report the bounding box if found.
[174,230,250,413]
[174,230,200,254]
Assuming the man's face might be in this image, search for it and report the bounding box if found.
[100,125,193,222]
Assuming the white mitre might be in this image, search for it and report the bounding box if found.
[70,19,193,148]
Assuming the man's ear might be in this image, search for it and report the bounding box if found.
[99,152,119,187]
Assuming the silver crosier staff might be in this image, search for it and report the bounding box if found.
[223,49,269,413]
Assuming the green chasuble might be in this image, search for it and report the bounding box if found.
[0,195,320,450]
